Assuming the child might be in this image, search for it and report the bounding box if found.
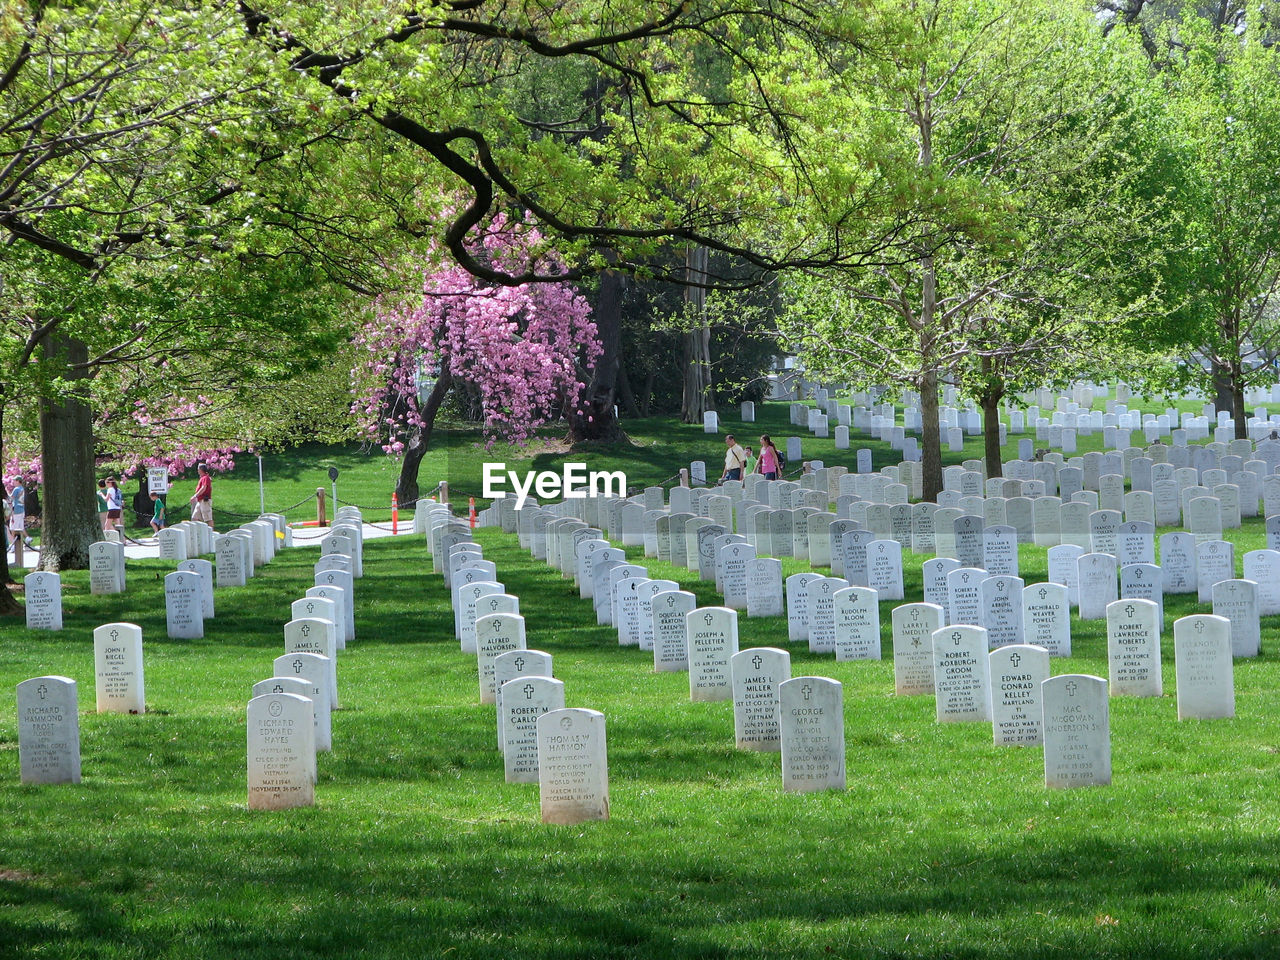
[149,492,166,534]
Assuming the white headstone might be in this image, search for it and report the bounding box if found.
[989,644,1049,746]
[652,590,696,672]
[16,676,81,784]
[537,708,609,823]
[494,649,554,749]
[731,647,791,751]
[93,622,145,714]
[686,607,739,702]
[1022,582,1071,656]
[1042,675,1111,789]
[246,693,315,810]
[23,572,63,630]
[501,676,565,784]
[932,625,993,722]
[164,571,203,639]
[1173,615,1234,720]
[892,603,942,695]
[779,677,845,793]
[272,652,332,752]
[1105,599,1163,697]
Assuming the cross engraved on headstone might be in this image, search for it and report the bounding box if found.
[514,656,525,671]
[292,659,304,674]
[523,684,535,699]
[272,683,284,693]
[801,684,813,700]
[911,610,920,621]
[37,684,48,699]
[1038,587,1048,600]
[1010,653,1021,667]
[952,632,962,646]
[704,613,714,625]
[301,624,311,637]
[751,655,763,669]
[961,573,970,583]
[1135,569,1144,579]
[1124,605,1134,618]
[110,629,119,641]
[667,597,677,607]
[1194,620,1205,634]
[1066,680,1079,697]
[306,602,314,614]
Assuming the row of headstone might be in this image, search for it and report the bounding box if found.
[423,503,611,823]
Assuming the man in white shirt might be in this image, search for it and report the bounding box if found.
[720,434,747,483]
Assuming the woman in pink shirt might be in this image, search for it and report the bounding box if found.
[757,435,781,480]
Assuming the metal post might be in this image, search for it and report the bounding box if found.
[258,454,265,515]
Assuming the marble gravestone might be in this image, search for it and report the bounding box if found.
[1173,615,1235,720]
[1105,599,1163,698]
[779,677,845,793]
[164,570,204,639]
[246,692,315,810]
[537,708,609,824]
[891,603,942,695]
[687,607,739,702]
[272,652,333,752]
[475,613,528,705]
[93,622,145,714]
[501,676,565,784]
[16,676,81,784]
[832,586,881,661]
[1042,675,1111,789]
[24,571,63,631]
[931,625,993,722]
[989,644,1049,747]
[746,558,785,618]
[731,647,791,752]
[652,590,697,672]
[494,649,554,750]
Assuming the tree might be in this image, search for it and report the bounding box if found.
[0,1,365,584]
[351,218,599,503]
[1156,13,1280,436]
[777,0,1159,498]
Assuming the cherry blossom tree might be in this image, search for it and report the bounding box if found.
[352,219,600,503]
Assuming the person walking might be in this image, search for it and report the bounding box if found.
[149,492,167,534]
[720,434,748,484]
[189,464,214,531]
[104,476,124,535]
[757,435,781,480]
[96,479,111,533]
[8,476,32,548]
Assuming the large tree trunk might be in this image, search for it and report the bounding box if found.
[918,251,943,502]
[1211,357,1233,416]
[680,244,714,423]
[38,335,98,571]
[394,369,453,505]
[1232,363,1247,440]
[920,369,943,502]
[979,358,1005,478]
[566,265,624,443]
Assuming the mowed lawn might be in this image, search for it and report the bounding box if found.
[3,517,1280,959]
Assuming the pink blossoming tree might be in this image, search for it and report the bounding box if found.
[352,218,600,503]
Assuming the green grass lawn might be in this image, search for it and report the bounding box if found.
[3,510,1280,958]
